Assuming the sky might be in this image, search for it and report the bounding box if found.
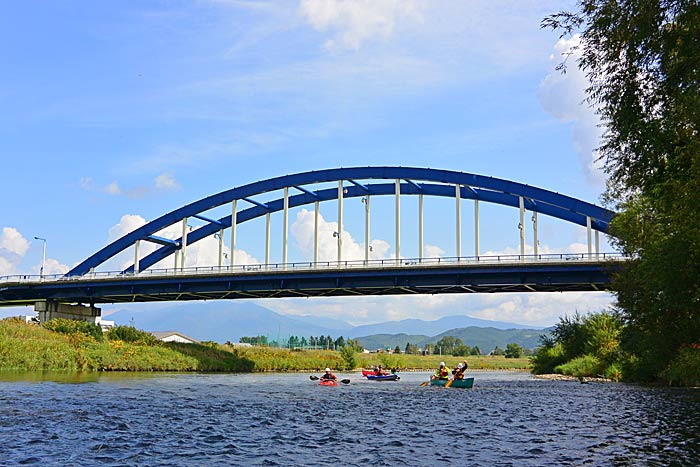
[0,0,616,327]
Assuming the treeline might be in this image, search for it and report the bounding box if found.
[237,335,363,352]
[403,336,528,358]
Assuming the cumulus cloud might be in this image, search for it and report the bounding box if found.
[0,228,30,275]
[538,34,605,185]
[0,227,30,257]
[299,0,421,50]
[290,208,391,261]
[104,214,259,272]
[0,227,68,276]
[424,244,445,258]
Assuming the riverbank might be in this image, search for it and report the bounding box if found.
[534,374,612,383]
[0,318,531,372]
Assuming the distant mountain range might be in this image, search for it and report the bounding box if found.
[104,301,546,352]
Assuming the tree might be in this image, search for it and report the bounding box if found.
[452,344,472,357]
[543,2,700,382]
[491,346,505,356]
[340,345,358,370]
[504,343,524,359]
[405,342,419,355]
[435,336,463,355]
[394,345,401,354]
[471,346,481,356]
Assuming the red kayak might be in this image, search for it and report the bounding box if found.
[319,379,338,386]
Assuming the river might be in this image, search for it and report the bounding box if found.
[1,371,698,466]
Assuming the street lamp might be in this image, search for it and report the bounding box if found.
[34,236,46,278]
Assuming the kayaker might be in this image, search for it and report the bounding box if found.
[432,362,450,380]
[374,365,384,376]
[452,363,465,380]
[320,368,337,382]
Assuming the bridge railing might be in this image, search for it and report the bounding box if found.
[0,252,625,284]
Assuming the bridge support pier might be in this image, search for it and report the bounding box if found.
[34,301,101,323]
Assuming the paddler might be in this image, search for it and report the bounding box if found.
[432,362,450,380]
[452,363,465,380]
[320,368,337,382]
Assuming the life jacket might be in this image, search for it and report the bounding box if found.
[434,367,450,379]
[453,368,464,380]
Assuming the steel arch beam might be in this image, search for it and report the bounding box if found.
[67,167,615,276]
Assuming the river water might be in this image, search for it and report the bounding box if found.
[1,371,699,466]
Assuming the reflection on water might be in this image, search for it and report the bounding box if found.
[1,371,698,466]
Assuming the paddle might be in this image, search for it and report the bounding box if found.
[309,375,350,384]
[445,378,454,388]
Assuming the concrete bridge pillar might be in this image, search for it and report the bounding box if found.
[34,301,101,323]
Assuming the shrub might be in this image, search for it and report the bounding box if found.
[504,343,524,358]
[604,363,623,382]
[661,344,700,387]
[530,342,567,374]
[554,355,601,378]
[42,318,104,342]
[107,326,158,345]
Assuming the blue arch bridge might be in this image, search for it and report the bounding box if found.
[0,167,621,322]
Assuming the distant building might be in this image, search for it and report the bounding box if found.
[150,331,199,344]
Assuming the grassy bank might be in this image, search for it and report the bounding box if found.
[0,318,531,372]
[0,318,253,372]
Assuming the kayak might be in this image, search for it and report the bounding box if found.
[365,374,400,381]
[361,369,389,377]
[429,377,474,388]
[319,379,338,386]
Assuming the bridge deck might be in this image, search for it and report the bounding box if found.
[0,254,622,307]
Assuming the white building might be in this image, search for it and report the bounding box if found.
[150,331,199,344]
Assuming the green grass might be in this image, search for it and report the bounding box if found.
[0,318,532,373]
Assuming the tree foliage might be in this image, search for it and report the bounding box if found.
[544,1,700,382]
[504,343,524,359]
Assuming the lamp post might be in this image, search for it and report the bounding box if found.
[34,236,46,278]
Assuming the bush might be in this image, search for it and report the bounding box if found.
[107,326,158,345]
[604,363,623,382]
[530,342,567,374]
[661,344,700,387]
[504,343,524,358]
[554,354,601,378]
[42,318,104,342]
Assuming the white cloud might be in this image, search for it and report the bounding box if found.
[299,0,421,50]
[38,258,70,276]
[0,227,30,276]
[0,256,13,275]
[264,290,614,328]
[0,227,30,256]
[80,173,181,198]
[290,208,391,261]
[424,243,444,258]
[154,173,180,191]
[104,181,122,196]
[538,34,606,185]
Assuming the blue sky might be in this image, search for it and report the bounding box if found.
[0,1,615,326]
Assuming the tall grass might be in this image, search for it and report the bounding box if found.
[0,319,532,373]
